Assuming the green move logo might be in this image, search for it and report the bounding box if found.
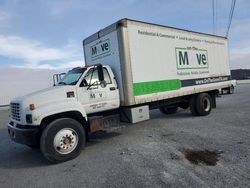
[175,47,208,70]
[91,39,110,58]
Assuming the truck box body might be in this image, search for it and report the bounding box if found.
[83,19,231,106]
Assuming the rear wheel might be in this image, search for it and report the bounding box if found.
[195,93,212,116]
[40,118,85,163]
[190,93,212,116]
[160,106,178,114]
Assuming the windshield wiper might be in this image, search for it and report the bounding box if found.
[69,81,77,85]
[58,81,67,85]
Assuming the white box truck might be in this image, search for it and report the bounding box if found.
[8,19,233,163]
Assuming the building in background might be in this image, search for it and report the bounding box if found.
[231,69,250,80]
[0,68,62,106]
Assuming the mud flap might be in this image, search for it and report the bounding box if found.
[211,94,216,108]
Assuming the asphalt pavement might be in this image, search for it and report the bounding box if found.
[0,84,249,188]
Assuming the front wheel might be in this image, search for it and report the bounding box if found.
[40,118,86,163]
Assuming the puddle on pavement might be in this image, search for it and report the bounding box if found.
[184,149,223,166]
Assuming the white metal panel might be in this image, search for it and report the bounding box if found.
[120,105,149,123]
[0,96,13,106]
[83,30,125,103]
[127,21,230,83]
[0,68,60,106]
[125,20,230,104]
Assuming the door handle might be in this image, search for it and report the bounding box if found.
[110,87,116,91]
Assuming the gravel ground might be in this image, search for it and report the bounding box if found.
[0,85,249,188]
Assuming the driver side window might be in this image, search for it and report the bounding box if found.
[83,68,99,86]
[83,67,112,86]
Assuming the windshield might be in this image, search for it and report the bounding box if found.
[58,68,86,86]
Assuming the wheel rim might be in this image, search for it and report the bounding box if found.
[53,128,79,154]
[203,97,211,112]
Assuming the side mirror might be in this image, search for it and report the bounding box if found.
[100,80,107,88]
[97,65,104,82]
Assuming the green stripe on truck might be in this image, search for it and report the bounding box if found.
[133,79,181,96]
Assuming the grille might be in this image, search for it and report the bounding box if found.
[10,103,21,121]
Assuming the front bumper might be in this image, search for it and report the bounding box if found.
[8,121,40,146]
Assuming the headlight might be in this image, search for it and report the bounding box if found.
[29,104,36,110]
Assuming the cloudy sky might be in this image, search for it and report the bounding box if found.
[0,0,249,70]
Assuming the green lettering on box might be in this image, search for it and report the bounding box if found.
[133,79,181,96]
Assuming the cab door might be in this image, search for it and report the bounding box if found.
[77,66,119,114]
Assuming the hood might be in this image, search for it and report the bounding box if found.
[12,86,77,109]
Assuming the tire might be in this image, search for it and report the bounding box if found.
[160,106,178,114]
[40,118,86,163]
[195,93,212,116]
[189,95,198,116]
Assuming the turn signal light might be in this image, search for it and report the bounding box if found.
[29,104,36,110]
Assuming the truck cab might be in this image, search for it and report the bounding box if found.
[8,64,119,163]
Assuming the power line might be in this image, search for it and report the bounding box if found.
[212,0,218,34]
[215,0,218,34]
[226,0,236,37]
[212,0,215,34]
